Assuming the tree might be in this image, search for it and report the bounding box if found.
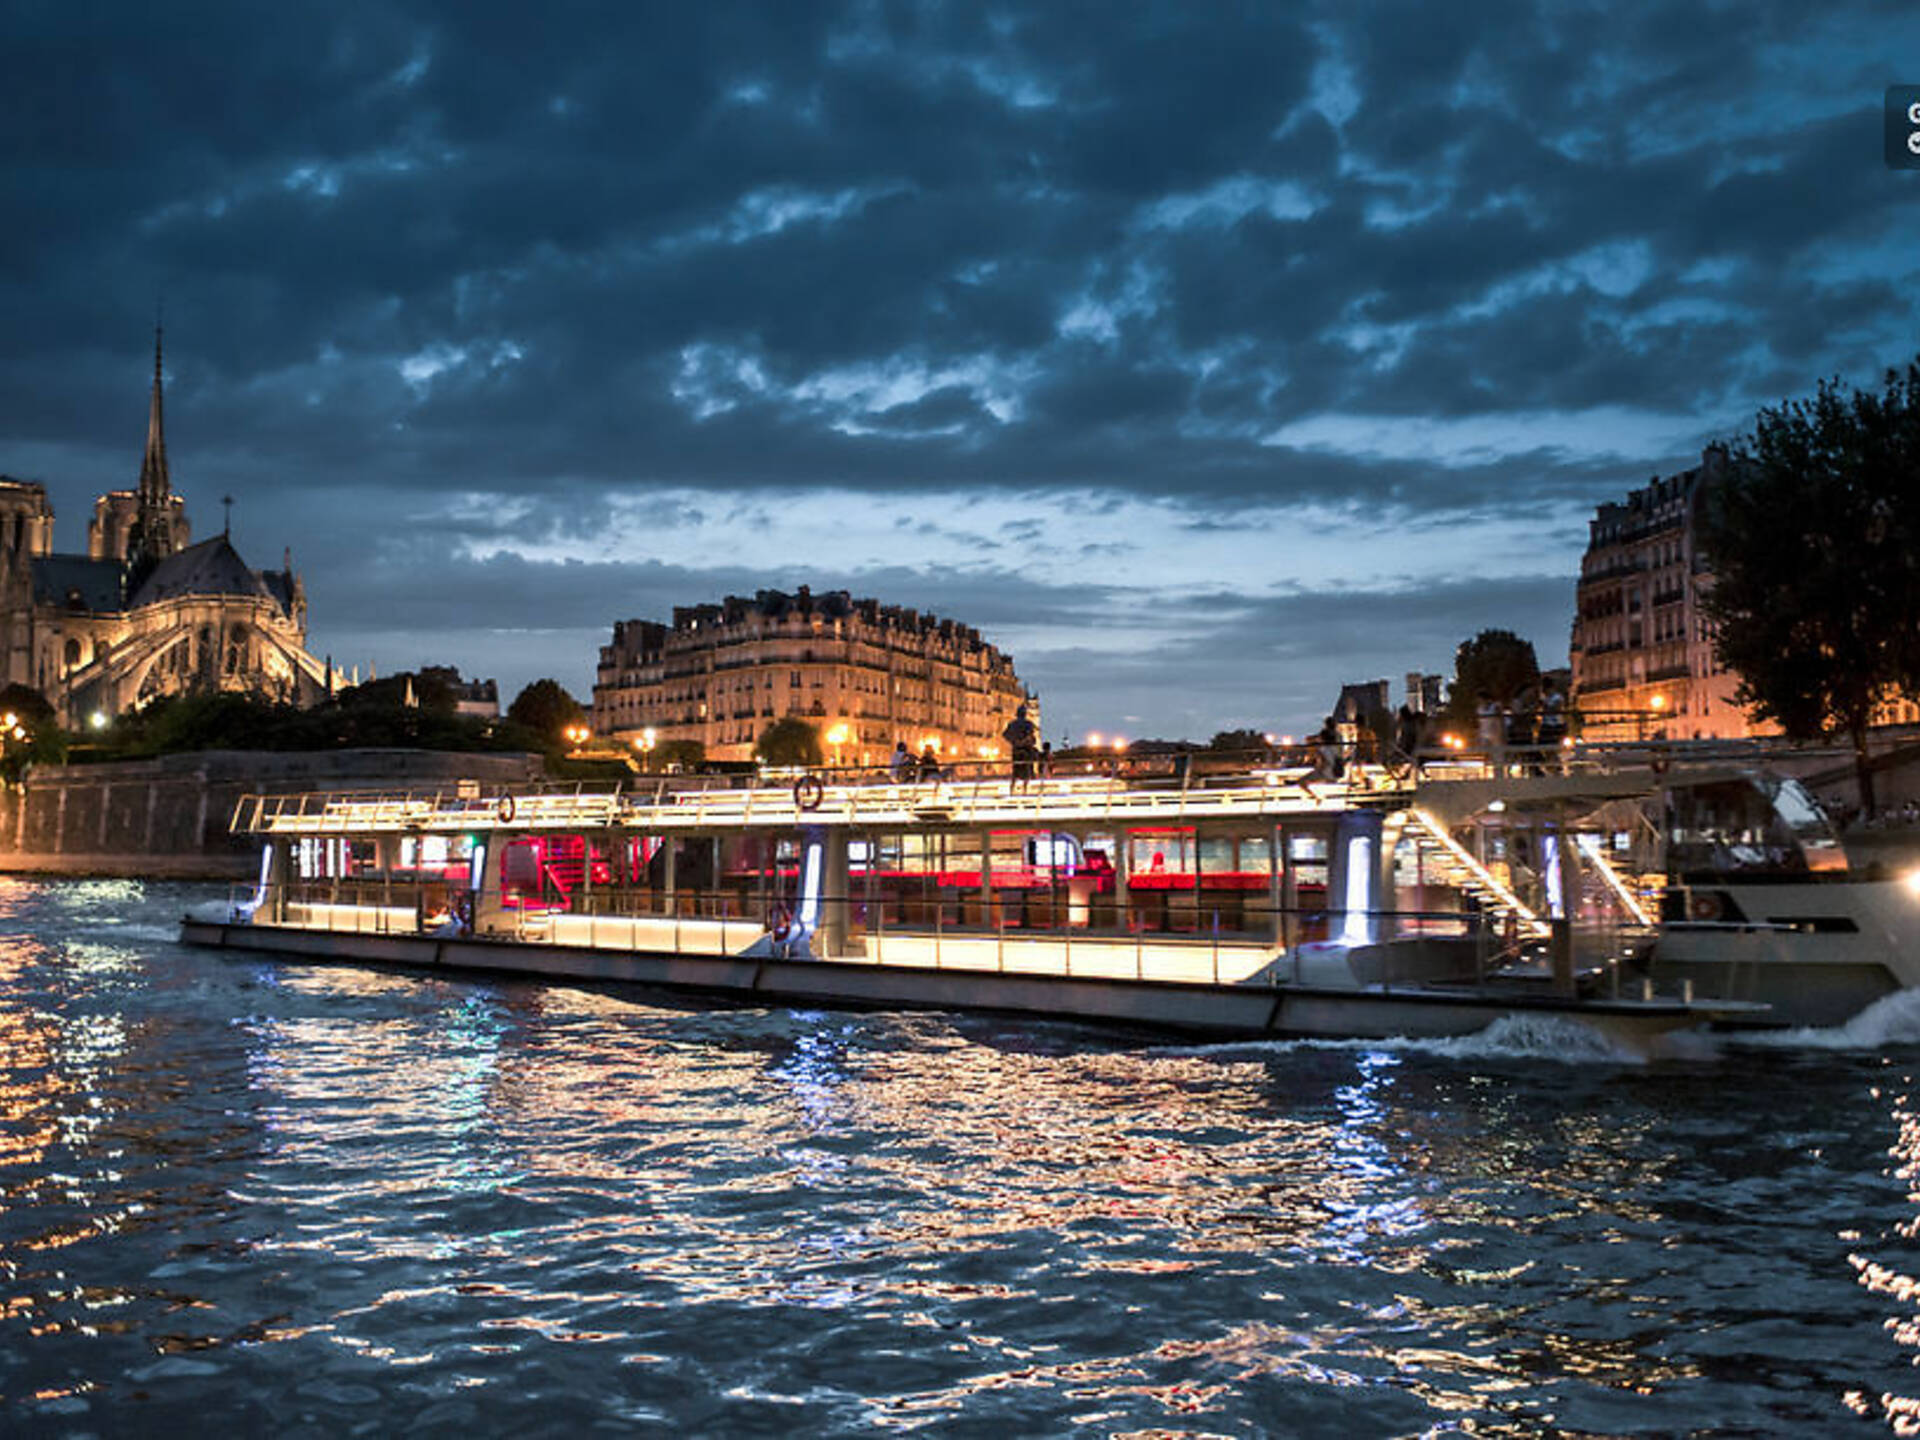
[1699,359,1920,817]
[652,738,705,771]
[755,716,823,768]
[1448,630,1539,730]
[1208,728,1270,754]
[506,679,584,746]
[0,683,64,779]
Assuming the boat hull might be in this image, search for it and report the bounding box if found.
[1649,876,1920,1028]
[180,918,1714,1046]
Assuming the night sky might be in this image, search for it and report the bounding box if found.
[5,2,1916,743]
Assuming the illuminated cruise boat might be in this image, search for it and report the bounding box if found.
[177,761,1756,1045]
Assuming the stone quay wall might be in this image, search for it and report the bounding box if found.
[0,749,542,880]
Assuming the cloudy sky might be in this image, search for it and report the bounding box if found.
[5,1,1917,742]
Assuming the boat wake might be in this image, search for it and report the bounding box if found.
[1168,1014,1658,1065]
[1735,987,1920,1051]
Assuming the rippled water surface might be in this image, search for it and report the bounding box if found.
[4,879,1920,1435]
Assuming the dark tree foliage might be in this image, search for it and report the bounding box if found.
[755,716,823,768]
[81,691,538,761]
[649,739,705,771]
[0,683,64,778]
[1700,359,1920,816]
[505,679,584,745]
[1448,629,1539,729]
[341,669,458,715]
[1208,728,1270,753]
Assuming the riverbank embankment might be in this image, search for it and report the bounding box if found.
[0,749,540,880]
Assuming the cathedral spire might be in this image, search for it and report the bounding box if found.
[139,325,170,512]
[128,325,178,571]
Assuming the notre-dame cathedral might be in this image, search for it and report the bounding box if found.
[0,332,337,726]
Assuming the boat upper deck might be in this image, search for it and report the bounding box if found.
[230,766,1415,839]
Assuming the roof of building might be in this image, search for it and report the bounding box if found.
[128,534,277,608]
[31,554,124,611]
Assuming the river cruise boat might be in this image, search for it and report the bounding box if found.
[178,762,1755,1045]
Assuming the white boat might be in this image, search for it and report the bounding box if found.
[1412,762,1920,1029]
[175,763,1755,1045]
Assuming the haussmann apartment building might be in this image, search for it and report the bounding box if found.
[590,586,1034,768]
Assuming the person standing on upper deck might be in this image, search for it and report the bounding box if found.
[1002,705,1039,792]
[1475,691,1505,770]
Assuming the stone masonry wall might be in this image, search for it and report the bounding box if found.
[0,749,542,878]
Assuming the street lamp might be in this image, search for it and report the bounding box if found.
[1639,693,1669,741]
[631,726,657,769]
[826,722,851,767]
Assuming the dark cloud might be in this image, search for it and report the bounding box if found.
[2,0,1913,736]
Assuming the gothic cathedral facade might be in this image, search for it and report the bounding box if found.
[0,332,337,726]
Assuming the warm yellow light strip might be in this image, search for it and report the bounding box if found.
[1575,835,1654,927]
[1407,808,1550,938]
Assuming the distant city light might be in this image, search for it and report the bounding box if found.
[1087,731,1103,748]
[89,711,107,730]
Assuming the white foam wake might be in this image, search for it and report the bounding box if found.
[1166,1013,1658,1065]
[1736,987,1920,1051]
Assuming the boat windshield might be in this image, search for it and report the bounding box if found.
[1665,773,1848,878]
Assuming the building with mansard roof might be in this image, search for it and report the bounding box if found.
[0,332,338,727]
[591,585,1034,767]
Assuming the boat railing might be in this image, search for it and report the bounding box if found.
[230,767,1394,836]
[227,878,1654,994]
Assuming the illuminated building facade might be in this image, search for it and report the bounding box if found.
[0,332,337,726]
[1572,447,1920,743]
[1569,447,1755,741]
[591,586,1034,766]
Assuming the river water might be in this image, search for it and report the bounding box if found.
[3,878,1920,1436]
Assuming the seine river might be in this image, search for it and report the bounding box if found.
[4,878,1920,1436]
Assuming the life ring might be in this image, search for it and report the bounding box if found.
[768,903,793,942]
[793,775,825,811]
[1689,892,1722,922]
[497,795,516,824]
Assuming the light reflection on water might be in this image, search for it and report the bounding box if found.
[0,880,1913,1433]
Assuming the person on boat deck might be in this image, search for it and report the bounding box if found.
[889,740,913,782]
[917,744,943,782]
[1475,691,1505,768]
[1314,719,1343,779]
[1393,704,1422,771]
[1535,680,1567,771]
[1002,705,1039,791]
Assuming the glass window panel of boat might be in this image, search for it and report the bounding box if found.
[1198,835,1237,873]
[1240,834,1272,872]
[1130,829,1192,876]
[1667,776,1829,876]
[897,832,942,874]
[1027,832,1081,871]
[989,830,1028,877]
[1765,777,1848,872]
